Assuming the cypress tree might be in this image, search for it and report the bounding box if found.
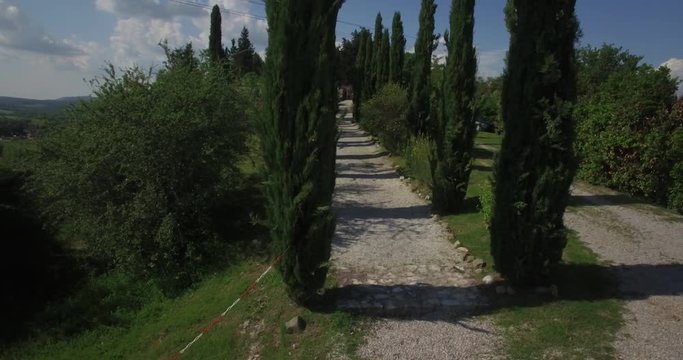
[370,13,383,95]
[362,34,374,100]
[491,0,579,285]
[410,0,437,135]
[378,28,391,88]
[389,12,406,84]
[208,5,225,61]
[353,29,370,121]
[261,0,343,303]
[431,0,477,213]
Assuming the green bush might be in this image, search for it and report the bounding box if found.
[403,136,433,186]
[478,180,493,227]
[575,45,682,210]
[29,60,250,291]
[360,83,410,153]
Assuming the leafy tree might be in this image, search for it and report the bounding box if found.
[389,12,406,84]
[233,27,260,75]
[353,29,371,121]
[208,5,226,62]
[30,50,249,292]
[577,44,642,98]
[410,0,437,135]
[476,76,503,131]
[431,0,477,213]
[491,0,579,285]
[261,0,342,304]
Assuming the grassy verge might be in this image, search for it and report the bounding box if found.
[0,262,363,359]
[397,131,624,359]
[1,140,363,359]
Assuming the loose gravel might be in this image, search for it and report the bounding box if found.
[331,101,501,360]
[566,183,683,360]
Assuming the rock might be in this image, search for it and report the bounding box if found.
[506,286,516,295]
[453,240,461,248]
[482,275,494,285]
[464,254,474,263]
[425,195,431,201]
[455,247,469,255]
[495,285,506,295]
[285,316,306,334]
[399,176,405,181]
[472,258,486,269]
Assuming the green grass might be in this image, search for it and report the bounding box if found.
[0,262,364,360]
[397,130,624,359]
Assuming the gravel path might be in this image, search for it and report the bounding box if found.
[331,101,501,360]
[565,182,683,360]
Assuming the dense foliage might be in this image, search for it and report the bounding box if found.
[491,0,579,285]
[409,0,437,135]
[360,83,410,153]
[575,45,682,211]
[208,5,226,62]
[29,58,250,291]
[431,0,477,213]
[261,0,342,304]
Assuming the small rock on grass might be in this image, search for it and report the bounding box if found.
[285,316,306,334]
[482,275,494,285]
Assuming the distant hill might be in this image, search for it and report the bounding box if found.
[0,96,90,114]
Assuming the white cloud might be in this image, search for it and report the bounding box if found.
[0,0,92,59]
[98,0,268,67]
[661,58,683,96]
[477,49,506,78]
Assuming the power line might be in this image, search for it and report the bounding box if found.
[169,0,414,39]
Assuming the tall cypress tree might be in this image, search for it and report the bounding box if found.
[432,0,477,213]
[371,13,383,95]
[389,12,406,84]
[491,0,579,285]
[208,5,225,61]
[378,28,391,88]
[261,0,343,303]
[353,29,370,121]
[362,34,374,100]
[410,0,437,135]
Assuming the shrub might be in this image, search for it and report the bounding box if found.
[403,136,433,186]
[360,83,410,153]
[478,180,493,227]
[30,60,249,292]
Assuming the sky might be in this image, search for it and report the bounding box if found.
[0,0,681,99]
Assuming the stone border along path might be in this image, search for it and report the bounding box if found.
[331,101,501,360]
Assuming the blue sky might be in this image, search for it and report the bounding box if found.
[0,0,681,99]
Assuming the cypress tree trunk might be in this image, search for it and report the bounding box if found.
[261,0,343,303]
[410,0,437,136]
[389,12,406,85]
[491,0,579,285]
[353,29,370,121]
[208,5,225,61]
[432,0,477,213]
